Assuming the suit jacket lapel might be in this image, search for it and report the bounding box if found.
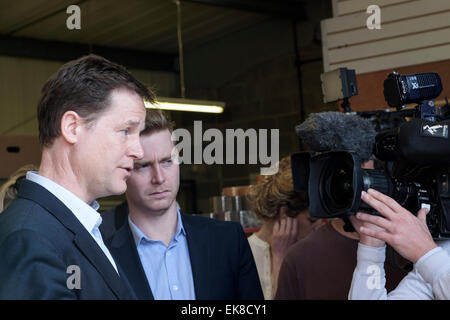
[72,233,133,299]
[108,222,154,300]
[18,180,133,300]
[181,214,211,299]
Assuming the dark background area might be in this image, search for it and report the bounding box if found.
[0,0,340,212]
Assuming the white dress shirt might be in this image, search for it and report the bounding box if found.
[26,171,118,274]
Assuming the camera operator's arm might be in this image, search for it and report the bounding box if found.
[413,243,450,300]
[347,239,437,299]
[348,241,388,300]
[348,214,390,299]
[354,188,450,299]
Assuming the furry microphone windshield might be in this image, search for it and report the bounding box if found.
[295,111,377,162]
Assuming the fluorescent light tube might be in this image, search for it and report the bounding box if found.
[145,97,225,114]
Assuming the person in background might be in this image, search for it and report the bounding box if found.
[246,156,323,299]
[0,164,38,212]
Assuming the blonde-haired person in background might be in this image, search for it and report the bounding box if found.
[0,164,39,212]
[246,156,323,299]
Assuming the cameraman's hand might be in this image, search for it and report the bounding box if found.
[349,214,385,247]
[356,188,437,263]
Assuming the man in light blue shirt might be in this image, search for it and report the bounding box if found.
[129,209,195,299]
[104,108,263,300]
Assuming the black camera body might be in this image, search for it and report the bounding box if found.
[292,72,450,239]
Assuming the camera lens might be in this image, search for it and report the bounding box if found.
[307,151,394,219]
[330,167,353,206]
[321,156,354,214]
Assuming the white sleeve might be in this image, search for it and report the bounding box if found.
[349,243,450,300]
[415,245,450,300]
[348,243,389,300]
[384,268,433,300]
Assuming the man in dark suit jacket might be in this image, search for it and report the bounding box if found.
[101,109,263,300]
[102,202,263,300]
[0,55,155,299]
[0,181,134,299]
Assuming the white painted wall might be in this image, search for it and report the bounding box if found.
[321,0,450,74]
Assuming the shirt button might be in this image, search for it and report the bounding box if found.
[167,252,171,257]
[173,285,179,291]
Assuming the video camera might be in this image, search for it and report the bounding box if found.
[292,70,450,239]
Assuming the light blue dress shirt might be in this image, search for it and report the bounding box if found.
[26,171,119,274]
[128,209,196,300]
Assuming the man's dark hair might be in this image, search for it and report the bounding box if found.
[37,54,155,147]
[142,108,175,136]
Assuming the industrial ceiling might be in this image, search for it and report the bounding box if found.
[0,0,307,71]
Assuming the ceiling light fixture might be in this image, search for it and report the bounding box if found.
[145,97,225,113]
[146,0,225,114]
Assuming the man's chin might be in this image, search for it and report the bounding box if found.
[144,200,175,214]
[106,182,127,197]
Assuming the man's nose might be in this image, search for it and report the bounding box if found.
[151,165,165,184]
[129,135,144,160]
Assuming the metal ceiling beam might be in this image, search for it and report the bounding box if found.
[0,35,177,72]
[6,0,88,36]
[181,0,307,20]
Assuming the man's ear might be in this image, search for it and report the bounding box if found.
[60,111,83,144]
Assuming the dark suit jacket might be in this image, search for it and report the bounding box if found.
[0,180,135,300]
[101,203,264,300]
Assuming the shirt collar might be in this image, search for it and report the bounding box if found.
[128,207,186,247]
[250,233,270,249]
[26,171,101,234]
